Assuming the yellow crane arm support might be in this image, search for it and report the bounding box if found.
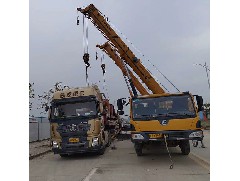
[97,42,150,96]
[78,4,165,94]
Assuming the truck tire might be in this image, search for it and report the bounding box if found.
[98,145,106,155]
[106,138,111,147]
[60,154,69,157]
[134,143,143,156]
[180,140,190,155]
[106,133,111,147]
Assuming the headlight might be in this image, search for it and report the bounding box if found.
[132,134,144,140]
[52,141,59,148]
[92,137,99,147]
[189,131,203,138]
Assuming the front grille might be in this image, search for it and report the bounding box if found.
[57,123,90,133]
[168,131,189,138]
[65,144,85,149]
[61,141,88,149]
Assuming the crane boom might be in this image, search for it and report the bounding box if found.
[77,4,205,157]
[77,4,165,94]
[96,42,150,96]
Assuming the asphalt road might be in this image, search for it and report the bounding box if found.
[191,130,210,162]
[30,139,210,181]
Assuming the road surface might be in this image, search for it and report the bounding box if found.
[30,139,210,181]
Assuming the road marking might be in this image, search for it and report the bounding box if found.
[82,167,98,181]
[189,152,210,172]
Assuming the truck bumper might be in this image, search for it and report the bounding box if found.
[131,130,203,143]
[52,144,104,154]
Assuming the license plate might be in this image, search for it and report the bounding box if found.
[69,138,79,143]
[149,134,162,139]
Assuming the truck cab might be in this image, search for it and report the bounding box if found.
[48,85,110,157]
[130,92,204,156]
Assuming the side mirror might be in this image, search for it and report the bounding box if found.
[45,106,49,112]
[125,101,130,106]
[118,110,124,115]
[195,95,203,112]
[117,99,123,110]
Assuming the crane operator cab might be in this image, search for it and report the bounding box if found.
[129,92,204,156]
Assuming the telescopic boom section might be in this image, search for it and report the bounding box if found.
[97,42,150,96]
[77,4,165,94]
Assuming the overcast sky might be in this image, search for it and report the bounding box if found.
[29,0,210,116]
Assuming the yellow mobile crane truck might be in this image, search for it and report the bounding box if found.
[78,4,204,156]
[46,85,116,157]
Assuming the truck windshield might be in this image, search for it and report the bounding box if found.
[52,101,97,119]
[132,95,196,119]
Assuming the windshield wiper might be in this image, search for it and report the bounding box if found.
[135,114,167,120]
[165,112,195,118]
[178,112,195,116]
[164,112,188,118]
[165,112,179,116]
[62,115,93,119]
[151,113,167,118]
[134,112,195,120]
[134,114,154,120]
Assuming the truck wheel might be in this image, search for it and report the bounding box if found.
[106,133,111,147]
[98,145,106,155]
[134,143,143,156]
[106,138,111,147]
[60,154,68,157]
[180,140,190,155]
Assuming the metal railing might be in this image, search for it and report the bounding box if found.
[29,117,50,142]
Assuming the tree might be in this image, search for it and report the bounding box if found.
[203,103,210,112]
[37,82,70,114]
[29,83,35,111]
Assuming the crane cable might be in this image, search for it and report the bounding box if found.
[96,49,110,99]
[145,59,180,92]
[81,14,90,86]
[84,11,172,92]
[120,56,138,96]
[164,134,174,169]
[123,74,133,97]
[117,50,133,97]
[107,20,179,92]
[100,53,110,99]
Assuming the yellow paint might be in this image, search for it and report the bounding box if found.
[149,134,162,138]
[130,117,199,132]
[52,85,102,101]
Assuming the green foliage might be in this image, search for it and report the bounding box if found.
[203,103,210,111]
[29,83,35,98]
[29,83,34,110]
[37,82,70,114]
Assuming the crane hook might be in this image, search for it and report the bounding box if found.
[101,64,106,75]
[83,53,90,67]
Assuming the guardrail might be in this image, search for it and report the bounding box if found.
[29,121,50,142]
